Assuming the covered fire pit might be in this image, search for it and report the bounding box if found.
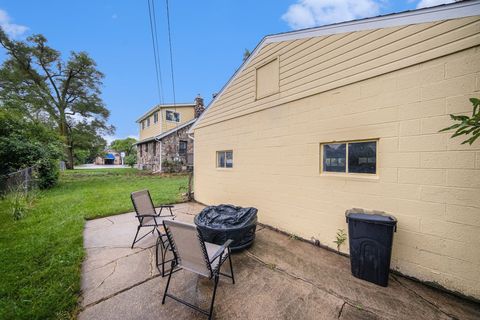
[194,204,258,251]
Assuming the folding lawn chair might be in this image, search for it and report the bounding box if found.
[130,189,175,276]
[162,219,235,320]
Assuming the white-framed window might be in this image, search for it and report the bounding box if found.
[153,112,159,124]
[141,121,145,130]
[217,150,233,168]
[146,117,150,127]
[166,110,180,122]
[321,140,377,175]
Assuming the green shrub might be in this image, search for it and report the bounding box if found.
[125,154,137,168]
[162,159,182,173]
[37,158,59,189]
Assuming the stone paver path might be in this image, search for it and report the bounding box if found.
[79,202,480,320]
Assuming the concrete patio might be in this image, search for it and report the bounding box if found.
[79,202,480,320]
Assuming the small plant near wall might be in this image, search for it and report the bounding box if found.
[334,229,347,252]
[440,98,480,145]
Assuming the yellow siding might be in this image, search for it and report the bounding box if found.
[139,106,195,141]
[197,16,480,129]
[193,47,480,299]
[162,107,195,132]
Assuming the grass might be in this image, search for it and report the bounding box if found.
[0,169,188,319]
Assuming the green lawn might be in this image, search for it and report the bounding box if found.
[0,169,188,319]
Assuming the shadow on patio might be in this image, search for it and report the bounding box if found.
[79,202,480,320]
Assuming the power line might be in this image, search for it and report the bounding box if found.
[147,0,164,106]
[165,0,176,106]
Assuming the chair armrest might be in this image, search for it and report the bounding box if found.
[135,214,158,218]
[157,214,176,219]
[210,239,234,263]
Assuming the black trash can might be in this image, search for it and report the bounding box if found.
[345,208,397,287]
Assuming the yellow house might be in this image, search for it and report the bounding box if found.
[190,2,480,300]
[136,96,204,172]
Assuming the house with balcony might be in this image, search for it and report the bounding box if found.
[136,95,204,172]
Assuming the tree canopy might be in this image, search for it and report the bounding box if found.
[110,137,137,156]
[0,28,114,169]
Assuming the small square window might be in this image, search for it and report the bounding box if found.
[217,150,233,168]
[166,110,180,122]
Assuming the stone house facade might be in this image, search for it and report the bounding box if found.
[136,96,204,172]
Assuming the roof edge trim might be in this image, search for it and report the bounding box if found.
[189,0,480,133]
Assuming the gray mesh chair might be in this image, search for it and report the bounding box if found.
[130,190,175,276]
[162,219,235,320]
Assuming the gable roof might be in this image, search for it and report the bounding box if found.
[190,0,480,132]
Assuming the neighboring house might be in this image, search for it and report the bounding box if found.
[94,150,122,165]
[189,2,480,300]
[135,95,205,172]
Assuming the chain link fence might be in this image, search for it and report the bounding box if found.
[0,166,38,195]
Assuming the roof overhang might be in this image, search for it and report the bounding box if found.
[189,0,480,133]
[135,118,197,145]
[136,103,195,123]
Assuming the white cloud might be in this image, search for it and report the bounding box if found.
[416,0,455,9]
[282,0,380,30]
[104,134,139,144]
[0,9,28,38]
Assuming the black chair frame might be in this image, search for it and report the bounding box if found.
[130,190,175,276]
[162,221,235,320]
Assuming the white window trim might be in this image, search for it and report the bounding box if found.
[320,139,378,177]
[165,109,181,123]
[153,112,159,124]
[216,150,233,169]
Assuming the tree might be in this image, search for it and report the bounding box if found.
[0,108,62,188]
[71,120,108,164]
[110,137,137,156]
[0,28,114,169]
[440,98,480,145]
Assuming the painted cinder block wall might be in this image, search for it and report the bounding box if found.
[193,47,480,299]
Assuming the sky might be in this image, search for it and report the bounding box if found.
[0,0,455,142]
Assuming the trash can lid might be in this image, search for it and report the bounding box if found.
[345,208,397,226]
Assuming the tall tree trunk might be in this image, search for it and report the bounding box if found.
[58,113,74,170]
[66,145,74,170]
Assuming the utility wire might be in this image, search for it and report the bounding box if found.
[165,0,177,106]
[147,0,164,106]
